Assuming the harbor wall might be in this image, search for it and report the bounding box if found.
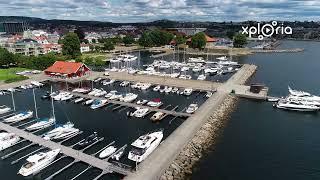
[160,95,238,180]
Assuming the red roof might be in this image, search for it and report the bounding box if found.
[44,61,87,74]
[187,34,217,42]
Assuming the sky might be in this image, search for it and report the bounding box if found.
[1,0,320,23]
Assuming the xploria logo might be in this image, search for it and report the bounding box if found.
[242,21,292,40]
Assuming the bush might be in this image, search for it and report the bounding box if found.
[4,75,29,83]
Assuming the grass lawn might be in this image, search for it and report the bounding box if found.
[0,68,30,83]
[81,53,111,61]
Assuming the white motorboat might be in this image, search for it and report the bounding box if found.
[183,88,193,96]
[105,90,117,98]
[42,122,75,140]
[94,90,107,97]
[88,89,101,96]
[275,100,320,112]
[140,83,152,90]
[109,93,123,101]
[147,99,163,107]
[18,149,60,176]
[197,74,206,80]
[170,73,180,78]
[286,95,320,106]
[192,66,202,72]
[136,99,148,105]
[0,105,11,114]
[60,94,73,101]
[204,68,218,74]
[186,104,198,114]
[206,91,213,98]
[172,87,179,93]
[51,127,80,140]
[84,99,94,105]
[128,129,163,162]
[93,78,102,82]
[153,85,161,92]
[180,67,189,72]
[102,79,115,85]
[0,133,20,151]
[74,97,85,103]
[150,112,165,122]
[30,81,44,87]
[216,56,228,61]
[111,147,126,161]
[26,117,55,131]
[90,99,108,109]
[131,108,149,118]
[99,146,117,159]
[4,111,33,123]
[164,87,172,93]
[120,81,130,87]
[120,93,138,103]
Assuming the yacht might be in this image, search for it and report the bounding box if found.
[90,99,108,109]
[94,90,107,97]
[60,94,73,101]
[26,117,55,131]
[0,133,20,151]
[53,92,71,101]
[286,95,320,106]
[186,104,198,114]
[147,99,163,107]
[197,74,206,81]
[88,89,101,96]
[4,111,33,123]
[42,122,77,140]
[164,87,172,93]
[30,81,44,87]
[99,146,117,159]
[275,100,320,112]
[183,88,193,96]
[102,79,115,85]
[78,132,98,147]
[109,93,123,101]
[0,105,11,114]
[51,127,80,140]
[288,86,320,101]
[18,149,60,176]
[153,85,161,92]
[120,93,138,103]
[128,129,163,162]
[131,108,149,118]
[136,99,148,105]
[140,83,152,90]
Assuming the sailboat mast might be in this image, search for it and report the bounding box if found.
[11,91,15,111]
[33,89,38,119]
[51,86,56,119]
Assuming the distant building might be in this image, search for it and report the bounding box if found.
[80,43,90,53]
[44,61,91,78]
[84,32,101,43]
[42,43,62,54]
[2,22,28,34]
[7,39,44,56]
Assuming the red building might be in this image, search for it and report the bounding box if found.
[44,61,90,78]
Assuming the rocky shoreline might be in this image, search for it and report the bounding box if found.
[160,95,238,180]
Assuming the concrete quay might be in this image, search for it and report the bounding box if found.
[125,64,259,180]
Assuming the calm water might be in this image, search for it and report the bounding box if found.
[192,40,320,180]
[0,80,207,180]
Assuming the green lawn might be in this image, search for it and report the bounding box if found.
[0,68,30,83]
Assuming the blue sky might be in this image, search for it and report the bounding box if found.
[1,0,320,22]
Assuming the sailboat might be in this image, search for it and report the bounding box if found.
[26,88,56,131]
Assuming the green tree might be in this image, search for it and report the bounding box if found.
[123,35,135,46]
[0,48,14,67]
[138,32,153,48]
[61,32,81,59]
[191,32,206,49]
[175,35,186,45]
[103,40,115,52]
[74,29,85,40]
[91,39,96,43]
[233,33,247,48]
[94,58,105,66]
[226,31,236,40]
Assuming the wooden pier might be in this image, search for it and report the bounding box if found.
[0,121,132,175]
[71,92,191,117]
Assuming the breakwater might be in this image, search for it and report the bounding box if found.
[160,95,238,180]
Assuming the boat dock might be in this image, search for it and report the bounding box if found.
[251,48,304,53]
[0,121,132,176]
[71,92,191,117]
